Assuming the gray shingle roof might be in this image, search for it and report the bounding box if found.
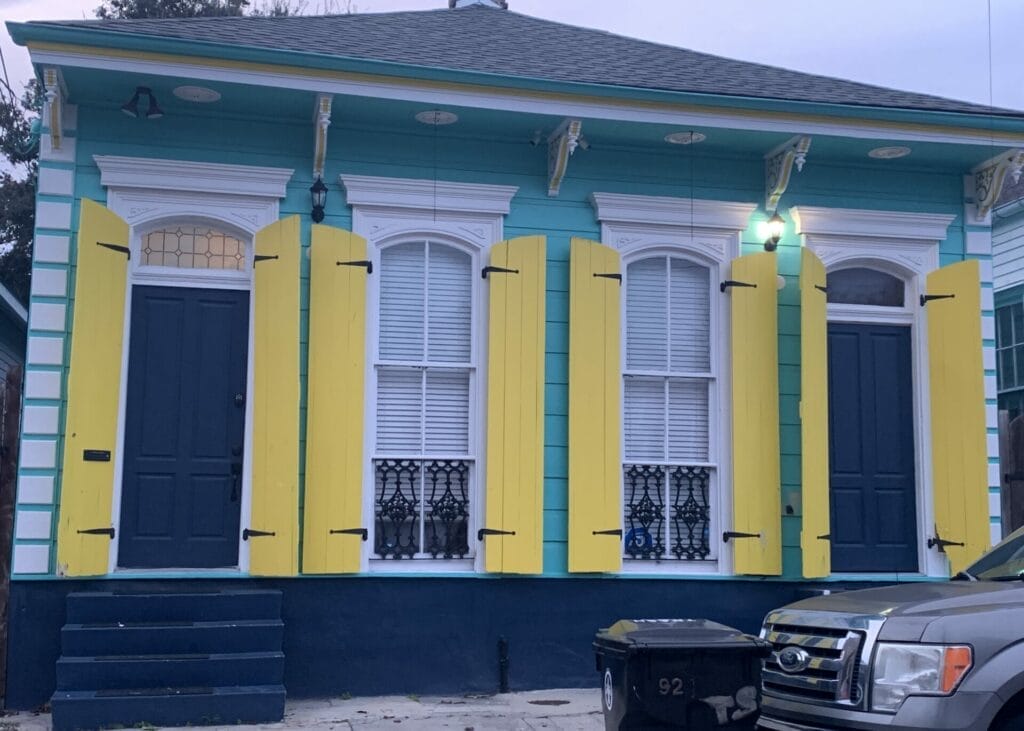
[38,5,1022,118]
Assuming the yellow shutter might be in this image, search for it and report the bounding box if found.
[568,238,622,573]
[926,259,989,575]
[302,225,368,574]
[56,199,129,577]
[250,216,301,576]
[800,248,831,578]
[483,235,546,574]
[729,252,782,575]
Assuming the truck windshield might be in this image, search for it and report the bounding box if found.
[967,526,1024,581]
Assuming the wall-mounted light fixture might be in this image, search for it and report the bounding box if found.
[121,86,163,119]
[310,176,328,223]
[764,212,785,252]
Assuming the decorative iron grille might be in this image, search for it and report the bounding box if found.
[623,464,711,560]
[374,458,471,560]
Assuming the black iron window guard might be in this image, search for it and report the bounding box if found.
[374,458,472,560]
[623,464,712,561]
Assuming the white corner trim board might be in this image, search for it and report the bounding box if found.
[792,206,956,243]
[340,174,518,215]
[12,544,49,574]
[34,235,70,264]
[590,192,757,233]
[27,335,63,367]
[17,475,55,505]
[15,509,52,540]
[94,155,295,199]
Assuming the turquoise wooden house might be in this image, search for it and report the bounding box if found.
[6,0,1021,725]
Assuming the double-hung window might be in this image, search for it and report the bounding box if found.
[622,254,717,563]
[997,301,1024,419]
[372,239,477,561]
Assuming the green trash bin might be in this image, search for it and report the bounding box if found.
[594,619,770,730]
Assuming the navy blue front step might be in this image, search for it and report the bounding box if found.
[51,685,286,729]
[57,651,285,690]
[67,590,281,623]
[51,591,286,731]
[61,619,283,656]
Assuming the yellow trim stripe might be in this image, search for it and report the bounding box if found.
[27,41,1024,146]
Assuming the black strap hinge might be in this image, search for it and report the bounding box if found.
[243,528,276,540]
[254,254,279,264]
[592,529,623,537]
[97,242,130,259]
[78,527,115,538]
[814,285,828,294]
[723,531,761,542]
[720,280,757,293]
[593,273,622,283]
[1005,472,1024,482]
[920,293,955,306]
[338,260,372,274]
[478,528,516,540]
[817,533,831,541]
[927,534,964,552]
[482,266,519,280]
[330,528,368,541]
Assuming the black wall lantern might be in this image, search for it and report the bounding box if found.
[121,86,163,119]
[310,176,328,223]
[764,212,785,252]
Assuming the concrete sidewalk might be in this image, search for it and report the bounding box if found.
[3,689,604,730]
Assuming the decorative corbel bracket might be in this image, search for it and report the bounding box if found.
[312,93,333,179]
[765,135,812,213]
[43,67,66,151]
[971,149,1024,222]
[548,118,582,197]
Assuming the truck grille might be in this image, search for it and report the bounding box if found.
[761,621,863,705]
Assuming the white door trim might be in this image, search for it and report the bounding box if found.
[98,158,291,574]
[796,206,954,578]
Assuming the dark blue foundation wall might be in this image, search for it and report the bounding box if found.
[7,577,831,710]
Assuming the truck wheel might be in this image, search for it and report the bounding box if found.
[992,711,1024,730]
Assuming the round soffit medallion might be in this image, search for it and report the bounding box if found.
[415,110,459,126]
[868,146,912,159]
[665,131,707,145]
[173,85,222,103]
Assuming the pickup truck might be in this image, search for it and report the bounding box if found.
[757,526,1024,731]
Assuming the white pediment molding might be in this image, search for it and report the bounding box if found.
[340,174,518,216]
[590,192,757,233]
[792,206,955,243]
[94,155,294,199]
[590,192,755,264]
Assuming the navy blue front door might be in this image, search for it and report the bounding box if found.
[119,286,249,568]
[827,323,918,572]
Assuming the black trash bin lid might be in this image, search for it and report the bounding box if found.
[594,619,766,652]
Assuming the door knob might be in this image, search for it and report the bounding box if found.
[234,393,245,407]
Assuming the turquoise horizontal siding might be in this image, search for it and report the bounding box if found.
[22,102,977,580]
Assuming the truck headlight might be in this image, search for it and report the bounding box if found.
[871,643,972,712]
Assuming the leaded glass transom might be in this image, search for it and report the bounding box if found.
[141,226,246,270]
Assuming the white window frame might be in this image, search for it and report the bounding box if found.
[95,155,293,575]
[591,192,756,575]
[793,205,955,578]
[341,174,518,574]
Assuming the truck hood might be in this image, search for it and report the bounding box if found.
[784,581,1024,618]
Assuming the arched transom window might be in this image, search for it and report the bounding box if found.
[141,225,247,271]
[372,239,477,562]
[826,266,905,307]
[622,254,717,563]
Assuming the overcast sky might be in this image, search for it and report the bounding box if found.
[1,0,1022,113]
